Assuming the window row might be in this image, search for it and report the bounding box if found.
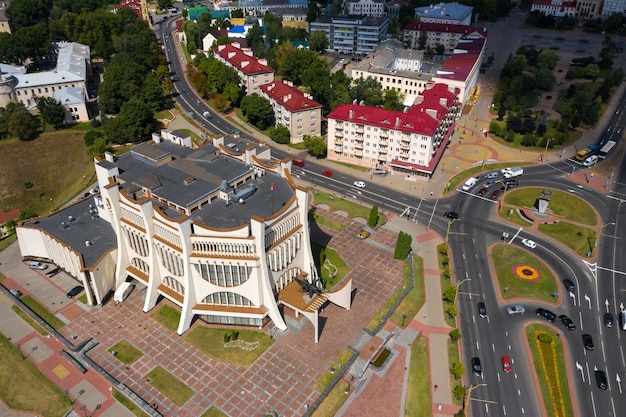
[156,245,185,276]
[123,227,149,257]
[201,291,253,307]
[195,263,252,287]
[163,275,185,296]
[265,213,300,247]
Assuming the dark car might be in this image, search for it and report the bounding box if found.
[563,279,576,292]
[490,189,501,200]
[604,313,614,328]
[471,357,482,376]
[560,314,576,330]
[9,289,22,297]
[66,285,84,298]
[595,370,608,390]
[536,308,557,322]
[478,302,487,318]
[477,188,488,197]
[444,211,459,220]
[582,334,594,350]
[501,179,519,191]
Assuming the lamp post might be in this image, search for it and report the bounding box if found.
[595,222,616,248]
[464,383,487,411]
[454,278,471,307]
[401,312,408,327]
[445,218,457,242]
[543,138,554,163]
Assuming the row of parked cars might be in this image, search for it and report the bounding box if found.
[27,260,83,298]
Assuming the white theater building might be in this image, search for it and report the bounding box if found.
[17,133,351,342]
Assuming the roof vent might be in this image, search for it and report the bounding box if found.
[183,176,196,185]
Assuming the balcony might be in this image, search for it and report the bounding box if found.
[355,142,363,150]
[335,129,343,137]
[334,138,343,146]
[354,149,363,156]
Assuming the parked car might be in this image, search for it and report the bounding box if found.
[476,188,488,197]
[506,305,526,315]
[560,314,576,330]
[595,370,608,390]
[486,171,499,179]
[501,356,512,373]
[353,181,366,188]
[536,308,557,322]
[444,211,459,220]
[471,357,482,376]
[563,279,576,292]
[482,180,496,189]
[490,189,501,199]
[66,286,84,298]
[29,262,48,271]
[521,239,537,249]
[9,289,22,297]
[322,170,333,177]
[478,302,487,318]
[582,334,594,350]
[604,313,614,328]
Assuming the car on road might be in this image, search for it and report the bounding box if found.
[353,181,366,188]
[595,370,608,390]
[486,171,499,179]
[471,357,482,376]
[582,334,594,350]
[476,188,488,197]
[322,170,333,177]
[482,180,496,189]
[536,308,557,322]
[181,88,187,95]
[500,179,519,191]
[29,261,48,270]
[521,238,537,249]
[66,286,84,298]
[478,302,487,318]
[506,305,526,315]
[501,356,512,373]
[560,314,576,330]
[9,289,22,297]
[490,189,501,200]
[444,211,459,220]
[604,313,614,328]
[563,279,575,292]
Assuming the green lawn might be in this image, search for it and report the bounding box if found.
[11,305,49,336]
[151,304,181,332]
[447,339,462,405]
[19,295,66,330]
[491,244,558,302]
[404,335,431,417]
[310,212,344,230]
[538,222,596,257]
[311,241,349,289]
[310,189,386,227]
[112,390,150,417]
[108,340,144,365]
[526,324,573,417]
[184,326,273,366]
[498,206,533,227]
[145,366,194,407]
[390,255,425,327]
[0,333,71,416]
[310,380,351,417]
[503,188,597,225]
[0,234,17,252]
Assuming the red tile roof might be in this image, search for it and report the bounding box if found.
[327,104,439,136]
[113,0,142,18]
[532,0,577,7]
[408,83,459,119]
[258,81,322,113]
[0,208,20,225]
[434,37,485,82]
[404,22,488,38]
[213,44,274,76]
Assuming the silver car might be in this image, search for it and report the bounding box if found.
[507,305,526,315]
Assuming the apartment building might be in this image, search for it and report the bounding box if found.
[309,15,389,54]
[213,42,274,95]
[345,0,386,17]
[415,2,473,25]
[403,21,487,53]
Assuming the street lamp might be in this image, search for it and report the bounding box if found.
[464,383,487,411]
[453,278,471,307]
[445,218,457,242]
[595,222,616,248]
[543,138,554,163]
[401,312,408,327]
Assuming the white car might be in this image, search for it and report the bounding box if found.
[521,239,537,249]
[353,181,366,188]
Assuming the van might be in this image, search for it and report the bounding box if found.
[503,167,523,178]
[583,154,598,167]
[292,159,304,167]
[114,282,134,304]
[461,177,477,191]
[620,311,626,330]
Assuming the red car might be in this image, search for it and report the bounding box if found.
[322,170,333,177]
[502,356,512,373]
[490,189,501,199]
[477,188,488,197]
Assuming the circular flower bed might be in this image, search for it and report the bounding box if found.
[513,264,541,282]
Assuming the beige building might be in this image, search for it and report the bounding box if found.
[258,80,323,143]
[213,42,274,95]
[346,0,386,17]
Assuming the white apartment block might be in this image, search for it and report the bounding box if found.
[346,0,386,17]
[415,2,473,25]
[258,80,323,143]
[602,0,626,15]
[213,42,274,95]
[16,133,352,342]
[403,21,487,53]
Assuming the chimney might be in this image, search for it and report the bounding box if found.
[349,109,355,119]
[396,117,401,127]
[104,151,114,162]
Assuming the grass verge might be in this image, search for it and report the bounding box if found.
[447,339,462,406]
[151,304,181,332]
[491,244,558,302]
[145,366,194,407]
[538,222,596,257]
[0,333,71,416]
[310,189,386,228]
[311,241,349,289]
[310,212,344,230]
[112,389,150,417]
[498,206,533,227]
[185,326,273,366]
[19,295,65,330]
[525,324,573,417]
[390,255,425,327]
[310,380,351,417]
[0,234,17,252]
[503,188,597,226]
[11,305,49,336]
[405,335,431,417]
[108,340,144,365]
[313,348,355,392]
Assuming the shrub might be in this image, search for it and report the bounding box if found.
[231,330,239,341]
[453,385,465,401]
[442,286,456,303]
[393,231,412,259]
[224,333,231,343]
[450,361,465,379]
[449,329,462,342]
[538,333,553,343]
[368,205,379,228]
[445,304,458,318]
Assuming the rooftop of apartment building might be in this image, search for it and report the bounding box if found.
[351,39,437,78]
[434,37,486,83]
[415,2,473,19]
[312,14,389,26]
[213,43,274,75]
[259,80,322,113]
[403,21,488,37]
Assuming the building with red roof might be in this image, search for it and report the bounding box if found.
[326,83,460,177]
[432,37,485,103]
[213,43,274,95]
[258,81,323,143]
[403,21,487,53]
[113,0,143,19]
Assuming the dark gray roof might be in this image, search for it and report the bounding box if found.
[21,197,117,269]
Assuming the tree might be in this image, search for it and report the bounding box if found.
[309,30,329,53]
[6,0,52,30]
[223,83,241,106]
[537,49,558,69]
[442,286,457,303]
[213,94,230,112]
[449,329,462,342]
[118,97,156,143]
[450,362,465,379]
[36,97,66,128]
[157,0,173,10]
[240,94,274,130]
[368,205,379,227]
[382,89,405,111]
[584,64,600,80]
[418,30,428,50]
[453,385,466,402]
[268,124,290,144]
[393,231,412,259]
[535,68,555,91]
[350,77,383,107]
[303,135,327,158]
[445,304,458,318]
[246,24,265,52]
[84,131,104,147]
[9,109,38,140]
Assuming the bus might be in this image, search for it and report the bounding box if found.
[598,140,617,159]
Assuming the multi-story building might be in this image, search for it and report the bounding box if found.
[403,21,487,53]
[54,87,89,123]
[576,0,602,18]
[345,0,386,17]
[214,0,308,17]
[258,80,323,143]
[602,0,625,15]
[530,0,578,17]
[16,133,352,342]
[0,0,12,34]
[0,42,91,120]
[415,2,473,25]
[309,15,389,54]
[213,42,274,95]
[326,83,460,178]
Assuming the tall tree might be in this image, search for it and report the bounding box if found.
[9,109,39,141]
[36,97,66,128]
[240,94,274,130]
[308,30,329,53]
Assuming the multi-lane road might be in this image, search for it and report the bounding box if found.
[155,13,626,415]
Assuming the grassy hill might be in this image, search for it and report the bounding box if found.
[0,130,95,217]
